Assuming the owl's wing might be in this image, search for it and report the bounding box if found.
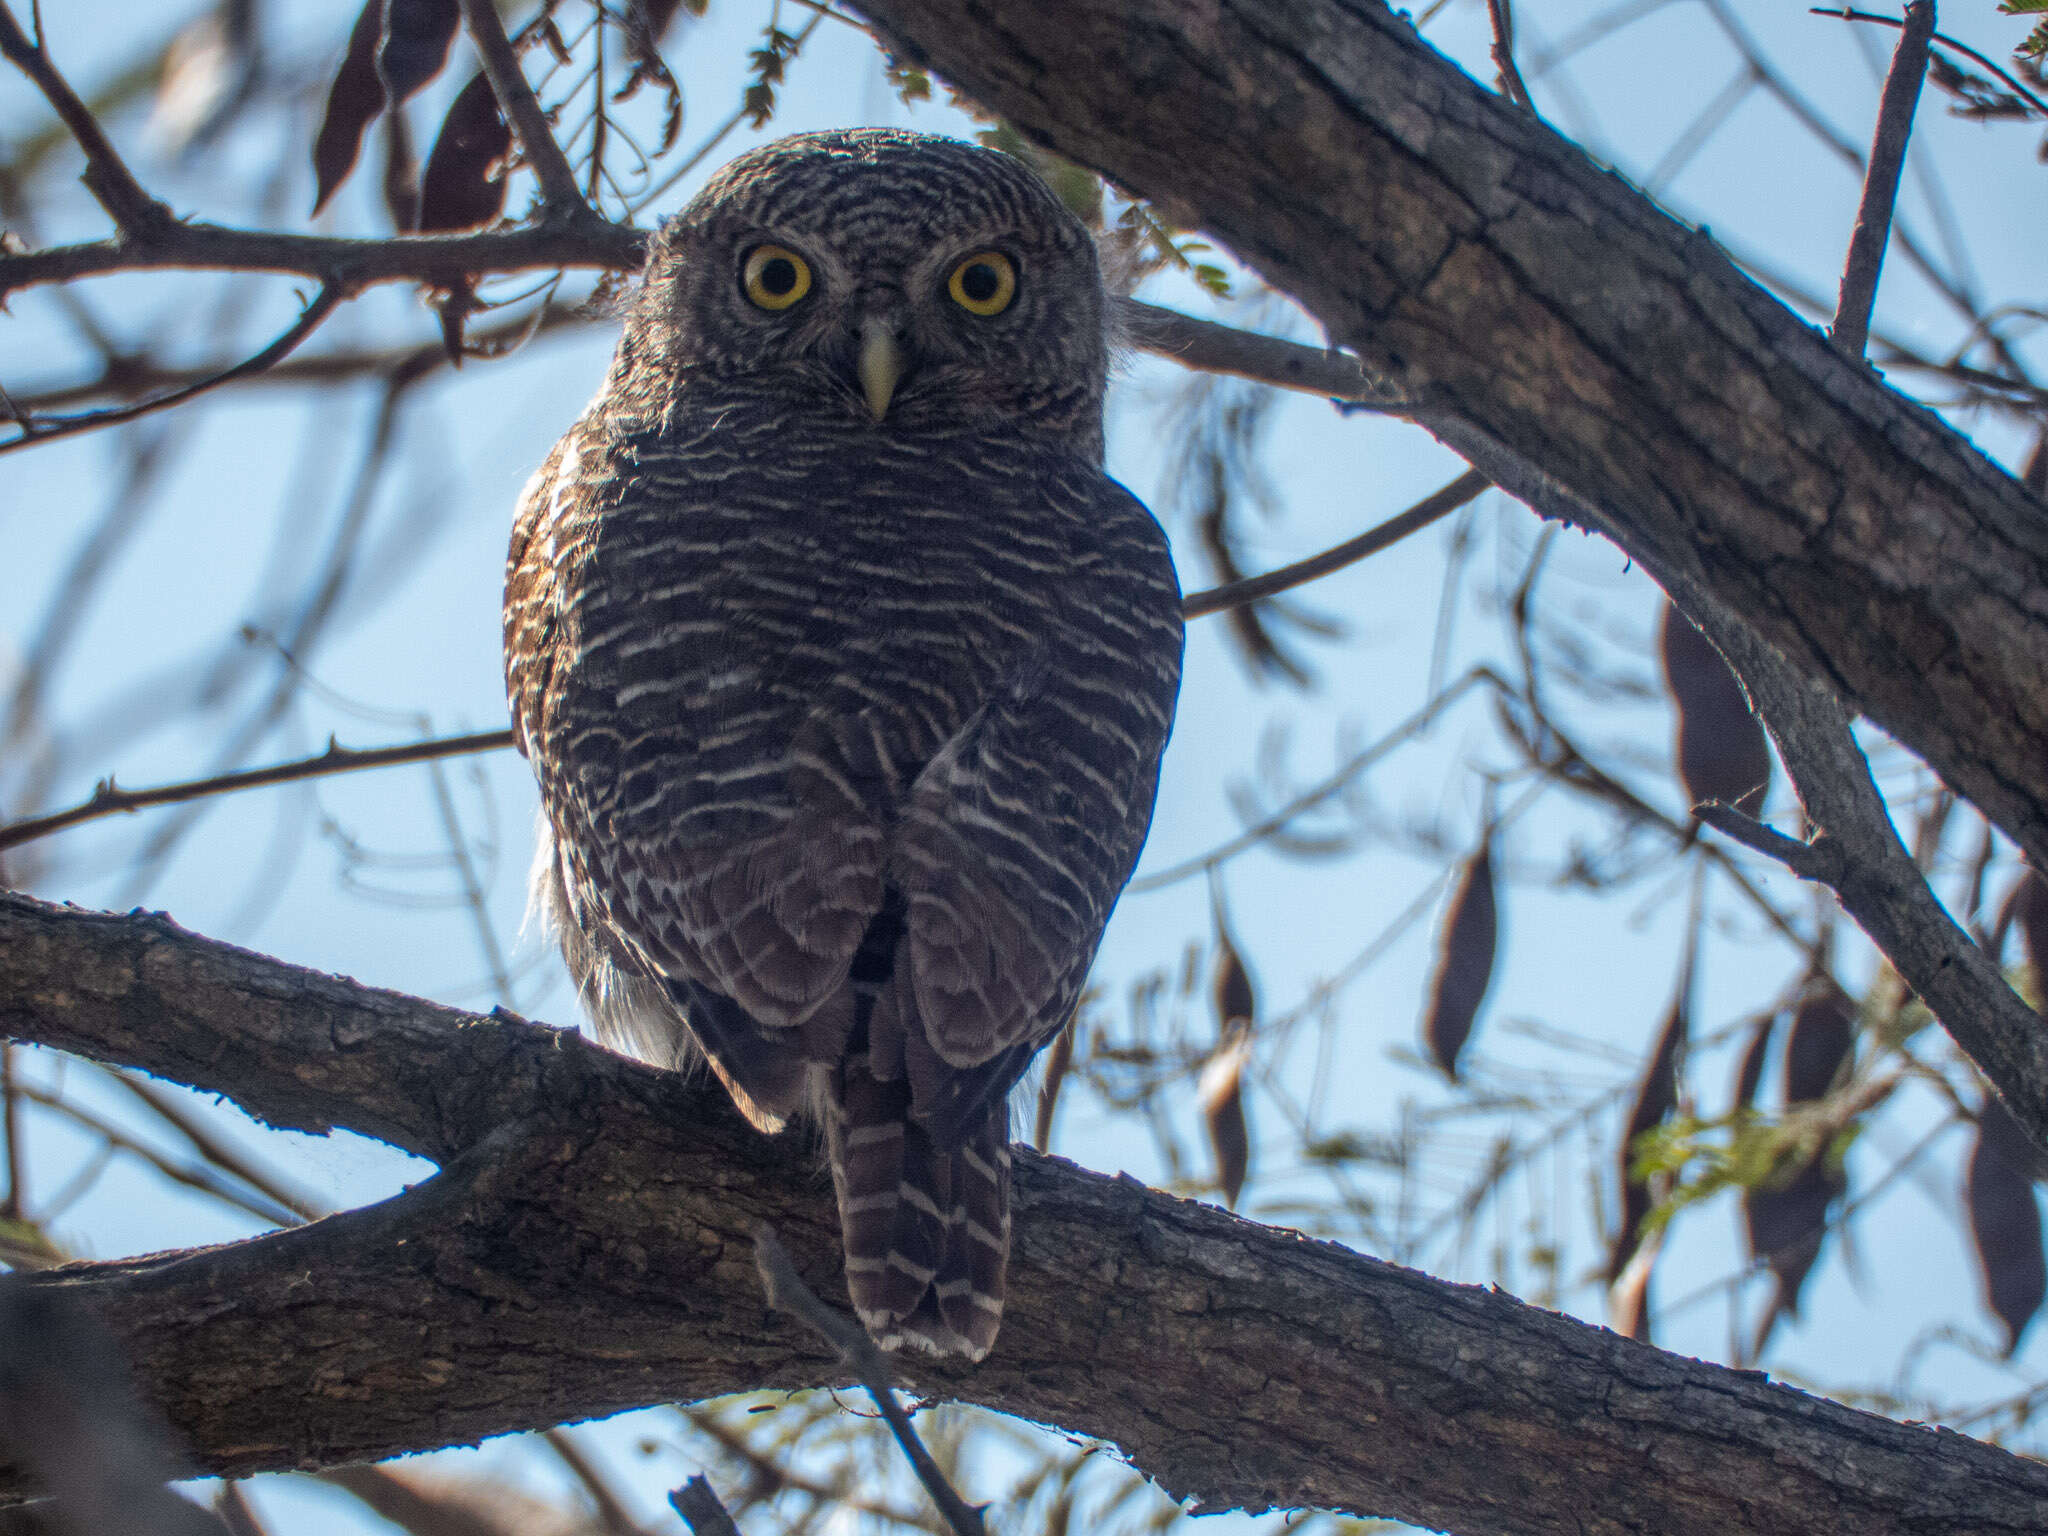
[879,498,1184,1143]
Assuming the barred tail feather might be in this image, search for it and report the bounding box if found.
[828,1069,1010,1360]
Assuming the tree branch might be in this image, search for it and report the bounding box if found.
[0,729,515,855]
[0,2,175,239]
[0,221,647,299]
[456,0,593,221]
[1830,0,1935,357]
[4,892,2046,1536]
[1,283,347,454]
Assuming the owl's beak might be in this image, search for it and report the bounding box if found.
[857,316,906,422]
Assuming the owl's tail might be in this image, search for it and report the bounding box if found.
[826,1068,1010,1360]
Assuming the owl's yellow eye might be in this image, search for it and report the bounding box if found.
[743,245,812,310]
[947,252,1016,316]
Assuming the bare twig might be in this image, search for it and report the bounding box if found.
[1694,801,1844,881]
[1117,298,1419,412]
[1816,7,2048,120]
[544,1428,648,1536]
[458,0,593,220]
[1180,469,1488,618]
[0,728,515,854]
[0,220,647,300]
[110,1071,328,1224]
[1,283,347,454]
[669,1476,743,1536]
[750,1223,988,1536]
[1486,0,1536,110]
[1830,0,1936,357]
[0,2,174,237]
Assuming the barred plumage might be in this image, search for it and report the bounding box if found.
[506,129,1182,1358]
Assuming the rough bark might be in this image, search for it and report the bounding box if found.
[848,0,2048,1132]
[5,893,2047,1536]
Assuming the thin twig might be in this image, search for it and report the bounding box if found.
[1,283,347,454]
[1815,7,2048,119]
[1694,801,1844,881]
[1830,0,1935,357]
[0,216,647,300]
[1486,0,1536,110]
[0,2,174,237]
[750,1223,988,1536]
[0,728,514,853]
[544,1428,648,1536]
[109,1070,328,1224]
[1182,469,1488,618]
[458,0,593,219]
[1118,298,1419,412]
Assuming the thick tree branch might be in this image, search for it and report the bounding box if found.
[3,893,2046,1536]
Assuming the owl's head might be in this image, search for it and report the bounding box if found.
[619,129,1109,453]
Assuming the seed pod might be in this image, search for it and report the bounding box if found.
[311,0,385,212]
[1197,1035,1251,1209]
[1424,838,1498,1081]
[1784,979,1856,1104]
[1967,1095,2047,1356]
[1732,1012,1775,1113]
[310,0,462,215]
[418,71,511,234]
[1609,990,1687,1289]
[1213,926,1256,1033]
[1659,599,1772,816]
[1744,974,1854,1355]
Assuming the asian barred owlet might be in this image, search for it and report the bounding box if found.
[505,128,1183,1359]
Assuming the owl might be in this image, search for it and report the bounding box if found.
[505,128,1183,1359]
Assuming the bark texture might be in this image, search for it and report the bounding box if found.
[5,892,2048,1536]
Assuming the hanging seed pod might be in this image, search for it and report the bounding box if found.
[1213,926,1256,1033]
[1744,975,1854,1355]
[1423,837,1498,1081]
[1197,1034,1251,1209]
[1784,978,1856,1104]
[1732,1012,1775,1113]
[1608,989,1688,1288]
[1967,1095,2048,1356]
[418,71,512,234]
[1032,1017,1077,1155]
[1659,599,1773,817]
[311,0,463,215]
[311,0,386,212]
